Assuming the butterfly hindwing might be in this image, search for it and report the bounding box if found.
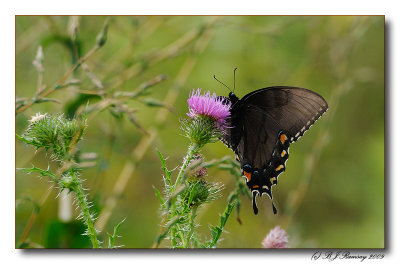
[222,86,328,215]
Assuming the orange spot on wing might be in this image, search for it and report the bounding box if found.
[280,134,287,144]
[252,185,259,189]
[281,150,286,157]
[244,171,252,182]
[275,165,283,171]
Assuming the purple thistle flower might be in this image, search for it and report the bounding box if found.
[187,89,231,131]
[262,226,289,249]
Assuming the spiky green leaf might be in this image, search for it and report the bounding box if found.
[108,218,125,248]
[158,150,172,185]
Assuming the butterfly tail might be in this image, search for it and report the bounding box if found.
[272,201,277,214]
[252,190,278,215]
[252,192,258,215]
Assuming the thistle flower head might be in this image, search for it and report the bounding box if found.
[184,178,224,206]
[20,113,87,158]
[262,226,289,249]
[187,89,231,132]
[183,89,231,146]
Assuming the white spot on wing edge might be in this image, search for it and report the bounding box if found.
[241,175,249,183]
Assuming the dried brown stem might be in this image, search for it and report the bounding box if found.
[19,186,53,245]
[108,17,218,91]
[16,45,100,115]
[16,16,109,115]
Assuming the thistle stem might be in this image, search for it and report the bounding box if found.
[72,173,100,248]
[172,143,198,192]
[187,205,198,247]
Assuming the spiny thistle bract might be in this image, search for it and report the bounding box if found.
[182,88,231,147]
[20,113,86,160]
[184,154,223,206]
[183,179,223,206]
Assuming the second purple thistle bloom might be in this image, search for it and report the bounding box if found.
[187,89,231,132]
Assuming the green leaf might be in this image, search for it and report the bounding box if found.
[19,166,57,181]
[34,97,61,104]
[155,215,181,247]
[16,133,37,145]
[18,242,31,248]
[108,218,125,248]
[96,18,109,47]
[153,186,165,207]
[142,98,165,107]
[217,164,233,170]
[204,198,238,248]
[64,94,101,119]
[16,196,41,213]
[157,150,171,185]
[43,219,90,248]
[162,176,170,192]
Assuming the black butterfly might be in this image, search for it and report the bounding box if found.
[221,86,328,215]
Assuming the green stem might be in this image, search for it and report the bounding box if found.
[170,227,177,248]
[188,205,198,247]
[169,142,198,248]
[172,143,198,192]
[179,229,187,248]
[72,173,100,248]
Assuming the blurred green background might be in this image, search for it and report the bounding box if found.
[15,16,384,248]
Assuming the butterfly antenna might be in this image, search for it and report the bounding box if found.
[214,75,232,93]
[233,67,238,92]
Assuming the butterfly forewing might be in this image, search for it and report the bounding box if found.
[241,87,328,142]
